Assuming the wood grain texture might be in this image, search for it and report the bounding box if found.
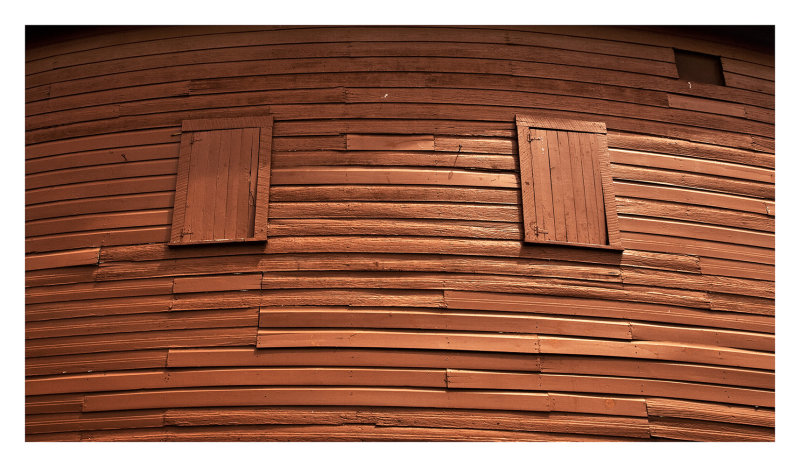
[444,290,773,333]
[646,398,773,427]
[26,248,99,271]
[26,309,259,340]
[26,350,169,377]
[647,417,773,441]
[258,308,632,339]
[162,407,651,438]
[516,115,606,134]
[517,124,538,243]
[256,329,539,353]
[81,387,553,413]
[447,370,772,407]
[667,94,747,118]
[27,368,447,396]
[170,116,272,244]
[540,355,773,389]
[516,116,619,248]
[25,26,774,442]
[70,424,640,441]
[26,410,166,435]
[166,347,542,372]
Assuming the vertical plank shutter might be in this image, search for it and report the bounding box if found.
[170,116,273,245]
[516,115,621,249]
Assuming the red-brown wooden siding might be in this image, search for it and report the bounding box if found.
[25,26,774,442]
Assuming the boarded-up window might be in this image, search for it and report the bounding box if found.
[515,115,621,249]
[169,117,273,245]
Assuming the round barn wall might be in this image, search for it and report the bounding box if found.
[25,26,775,441]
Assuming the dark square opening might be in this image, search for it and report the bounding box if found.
[674,49,726,85]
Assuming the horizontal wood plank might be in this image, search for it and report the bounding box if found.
[257,329,539,353]
[26,248,99,271]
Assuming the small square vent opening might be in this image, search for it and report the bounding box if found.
[674,49,726,86]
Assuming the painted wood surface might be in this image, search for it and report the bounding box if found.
[170,117,273,244]
[515,116,617,247]
[25,26,774,442]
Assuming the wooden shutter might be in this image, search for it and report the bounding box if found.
[170,117,273,245]
[515,115,621,250]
